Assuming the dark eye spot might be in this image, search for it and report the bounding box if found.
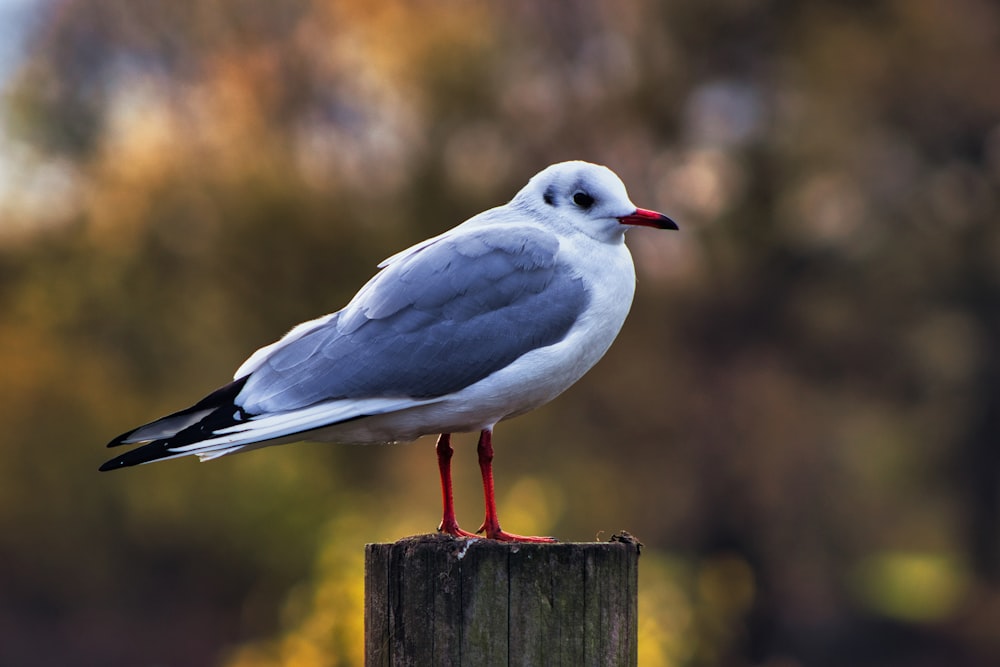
[543,186,556,206]
[573,191,594,209]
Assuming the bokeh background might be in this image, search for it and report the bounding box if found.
[2,0,999,665]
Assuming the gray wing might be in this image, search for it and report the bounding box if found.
[237,226,589,414]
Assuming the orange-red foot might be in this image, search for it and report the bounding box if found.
[439,520,556,542]
[482,529,557,543]
[438,519,480,539]
[477,521,557,543]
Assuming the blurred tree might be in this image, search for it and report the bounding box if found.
[1,0,999,665]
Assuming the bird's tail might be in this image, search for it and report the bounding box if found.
[100,378,251,470]
[101,382,446,471]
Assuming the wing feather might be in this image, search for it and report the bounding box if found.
[236,225,589,414]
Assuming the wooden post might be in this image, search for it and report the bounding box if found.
[365,533,641,667]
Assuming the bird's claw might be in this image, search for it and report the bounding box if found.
[438,520,481,539]
[476,521,557,543]
[438,520,555,542]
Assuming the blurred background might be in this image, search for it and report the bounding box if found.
[1,0,999,665]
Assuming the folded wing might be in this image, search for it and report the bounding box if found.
[235,225,589,413]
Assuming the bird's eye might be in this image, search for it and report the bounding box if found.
[573,191,595,209]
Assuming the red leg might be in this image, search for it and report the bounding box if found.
[475,429,556,543]
[436,433,478,538]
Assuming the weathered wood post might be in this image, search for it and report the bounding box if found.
[365,533,641,666]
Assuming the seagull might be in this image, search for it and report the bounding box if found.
[101,160,677,542]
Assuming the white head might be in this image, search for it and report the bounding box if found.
[511,160,677,241]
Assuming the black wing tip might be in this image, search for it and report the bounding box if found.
[107,377,250,449]
[99,453,139,472]
[106,431,136,448]
[99,440,174,471]
[98,457,127,472]
[102,376,251,461]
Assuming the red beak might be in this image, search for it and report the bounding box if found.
[618,207,678,230]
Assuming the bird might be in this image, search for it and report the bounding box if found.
[101,160,677,542]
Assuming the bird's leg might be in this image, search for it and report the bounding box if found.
[475,429,556,543]
[436,433,478,538]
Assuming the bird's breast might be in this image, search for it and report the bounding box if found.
[435,237,637,425]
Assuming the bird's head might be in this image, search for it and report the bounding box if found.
[512,160,678,241]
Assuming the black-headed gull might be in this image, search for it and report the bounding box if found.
[102,160,677,542]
